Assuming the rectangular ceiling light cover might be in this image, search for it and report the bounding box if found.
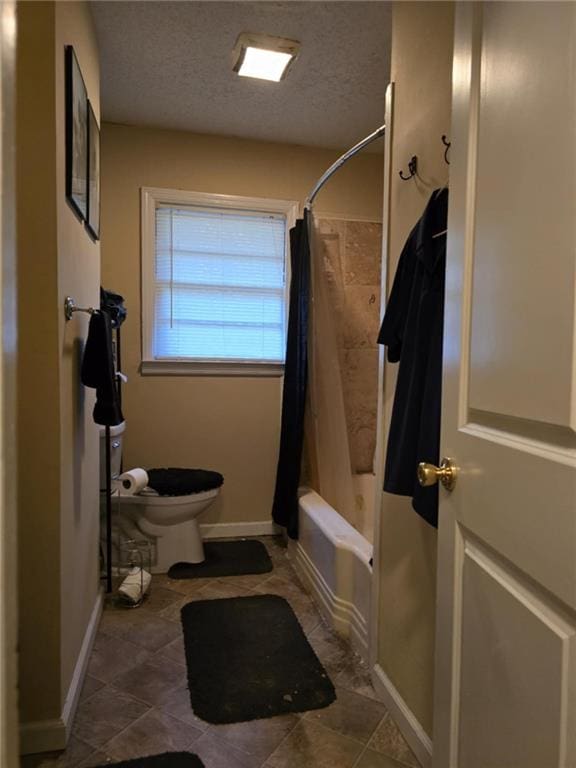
[233,33,300,82]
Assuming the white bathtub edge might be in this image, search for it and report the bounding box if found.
[298,489,373,565]
[292,487,373,662]
[290,538,369,659]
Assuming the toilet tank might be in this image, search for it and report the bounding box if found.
[99,421,126,490]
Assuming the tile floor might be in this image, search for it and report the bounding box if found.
[21,537,421,768]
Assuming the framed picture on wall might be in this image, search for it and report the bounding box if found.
[65,46,88,221]
[86,100,100,240]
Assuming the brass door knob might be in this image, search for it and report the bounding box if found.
[417,458,457,491]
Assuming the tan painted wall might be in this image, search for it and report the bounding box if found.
[101,124,383,526]
[377,2,454,737]
[17,0,100,729]
[55,0,101,710]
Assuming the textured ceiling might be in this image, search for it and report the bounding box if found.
[90,1,391,152]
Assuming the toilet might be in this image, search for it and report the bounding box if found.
[99,422,223,571]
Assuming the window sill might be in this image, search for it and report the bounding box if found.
[140,360,285,378]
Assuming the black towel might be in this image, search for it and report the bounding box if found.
[81,311,124,426]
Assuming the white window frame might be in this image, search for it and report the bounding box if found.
[141,187,299,377]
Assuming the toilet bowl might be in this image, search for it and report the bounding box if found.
[120,486,219,526]
[116,485,221,564]
[100,423,223,570]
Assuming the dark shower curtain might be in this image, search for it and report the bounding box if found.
[271,210,310,539]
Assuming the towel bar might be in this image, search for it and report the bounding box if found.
[64,295,97,321]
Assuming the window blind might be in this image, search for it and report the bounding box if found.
[153,205,287,363]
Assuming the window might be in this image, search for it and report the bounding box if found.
[141,188,298,375]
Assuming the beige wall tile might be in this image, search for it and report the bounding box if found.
[344,222,383,286]
[341,286,381,350]
[341,349,379,474]
[313,218,382,475]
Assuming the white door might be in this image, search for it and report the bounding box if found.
[432,3,576,767]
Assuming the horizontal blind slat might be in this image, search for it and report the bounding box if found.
[154,280,285,296]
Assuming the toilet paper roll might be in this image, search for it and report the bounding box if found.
[118,468,149,496]
[118,567,152,605]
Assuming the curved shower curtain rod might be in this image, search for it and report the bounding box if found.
[304,124,386,210]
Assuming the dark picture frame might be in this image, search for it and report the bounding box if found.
[86,100,100,240]
[65,46,88,221]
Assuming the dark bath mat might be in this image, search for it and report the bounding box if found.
[168,539,273,579]
[181,594,336,723]
[95,753,204,767]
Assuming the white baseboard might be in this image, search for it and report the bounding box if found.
[200,520,281,539]
[371,663,433,768]
[290,541,369,660]
[20,590,103,756]
[61,590,103,736]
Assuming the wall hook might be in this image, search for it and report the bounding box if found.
[399,155,418,181]
[441,135,451,165]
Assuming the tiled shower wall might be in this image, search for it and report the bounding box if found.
[315,218,383,474]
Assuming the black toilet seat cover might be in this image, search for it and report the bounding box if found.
[146,468,224,497]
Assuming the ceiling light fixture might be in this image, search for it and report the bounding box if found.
[232,33,300,83]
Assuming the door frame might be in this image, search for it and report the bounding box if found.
[0,1,19,765]
[369,80,395,674]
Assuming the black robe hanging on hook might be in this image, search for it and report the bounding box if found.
[377,188,448,527]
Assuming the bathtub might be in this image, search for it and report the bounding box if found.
[288,484,374,661]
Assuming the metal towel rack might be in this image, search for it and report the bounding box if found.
[64,295,97,321]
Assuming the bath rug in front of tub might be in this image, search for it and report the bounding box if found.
[95,753,204,768]
[168,539,273,579]
[181,594,336,723]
